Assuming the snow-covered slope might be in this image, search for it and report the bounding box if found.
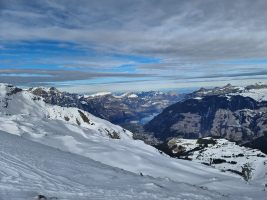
[167,137,267,181]
[0,83,267,199]
[0,130,230,200]
[0,84,132,140]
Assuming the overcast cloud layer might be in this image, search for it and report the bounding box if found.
[1,0,267,92]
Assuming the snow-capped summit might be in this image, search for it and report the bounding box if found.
[0,83,23,97]
[187,83,242,98]
[187,83,267,102]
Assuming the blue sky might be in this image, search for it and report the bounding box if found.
[1,0,267,93]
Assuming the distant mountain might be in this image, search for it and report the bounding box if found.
[145,84,267,143]
[186,83,242,98]
[186,83,267,101]
[29,87,183,131]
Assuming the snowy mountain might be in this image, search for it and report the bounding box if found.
[187,83,267,102]
[145,84,267,144]
[0,83,267,199]
[29,87,182,132]
[0,84,132,140]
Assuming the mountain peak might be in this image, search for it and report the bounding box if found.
[0,83,23,97]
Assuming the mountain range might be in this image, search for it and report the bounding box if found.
[29,87,182,132]
[145,84,267,146]
[0,83,266,199]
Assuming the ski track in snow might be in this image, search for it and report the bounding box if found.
[0,131,230,200]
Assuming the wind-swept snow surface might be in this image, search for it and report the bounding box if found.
[0,131,229,200]
[0,84,266,199]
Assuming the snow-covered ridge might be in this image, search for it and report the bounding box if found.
[83,91,138,99]
[233,88,267,102]
[82,91,170,99]
[189,83,267,102]
[113,92,138,98]
[0,83,132,140]
[85,91,112,97]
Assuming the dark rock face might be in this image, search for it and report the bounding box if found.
[243,133,267,154]
[30,87,80,108]
[144,95,267,142]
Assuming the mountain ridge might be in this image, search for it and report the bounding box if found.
[145,84,267,144]
[28,86,183,132]
[0,83,267,199]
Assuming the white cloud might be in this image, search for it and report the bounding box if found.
[1,0,267,90]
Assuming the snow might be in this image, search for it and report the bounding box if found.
[80,100,88,104]
[0,84,132,140]
[0,131,231,200]
[128,94,138,98]
[193,84,267,102]
[0,84,267,199]
[169,138,267,181]
[113,92,137,98]
[84,92,138,99]
[236,88,267,101]
[86,92,112,97]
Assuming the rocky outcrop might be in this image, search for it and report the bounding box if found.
[243,133,267,154]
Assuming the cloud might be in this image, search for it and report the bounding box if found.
[0,68,153,85]
[1,0,267,59]
[1,0,267,91]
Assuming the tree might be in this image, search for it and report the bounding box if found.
[241,163,252,182]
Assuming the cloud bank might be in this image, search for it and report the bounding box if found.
[1,0,267,92]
